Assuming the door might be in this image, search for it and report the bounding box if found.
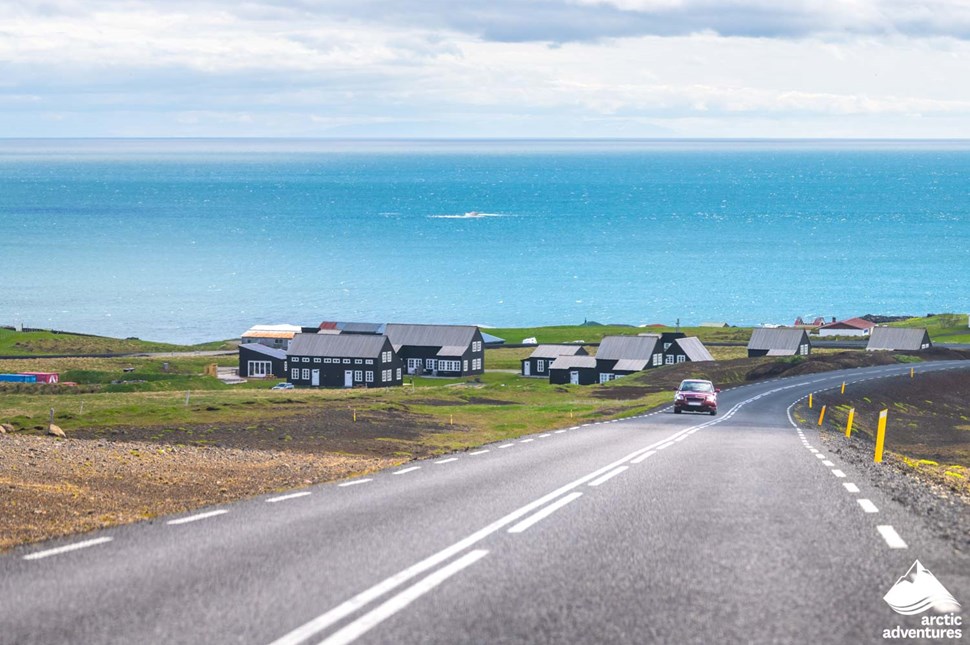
[524,362,531,376]
[570,371,579,385]
[344,370,353,388]
[311,369,320,387]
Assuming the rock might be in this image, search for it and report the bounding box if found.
[0,423,14,434]
[48,424,66,438]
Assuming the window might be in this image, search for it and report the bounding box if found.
[800,344,809,355]
[314,358,321,363]
[426,359,437,371]
[396,368,402,379]
[324,358,331,363]
[536,359,545,372]
[599,373,615,383]
[365,371,374,383]
[472,341,481,352]
[302,357,310,363]
[365,359,373,365]
[677,355,686,363]
[291,368,299,380]
[354,370,363,382]
[381,369,388,382]
[408,358,422,370]
[248,360,272,377]
[382,351,391,363]
[463,360,468,372]
[343,358,351,364]
[664,343,672,351]
[302,368,310,380]
[665,355,674,365]
[473,358,481,370]
[652,354,663,367]
[355,359,363,364]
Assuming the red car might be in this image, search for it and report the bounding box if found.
[674,379,719,415]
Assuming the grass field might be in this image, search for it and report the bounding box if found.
[0,328,235,356]
[887,314,970,344]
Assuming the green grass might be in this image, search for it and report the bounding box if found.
[0,328,236,356]
[886,314,970,343]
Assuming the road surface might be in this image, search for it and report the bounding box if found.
[2,360,968,644]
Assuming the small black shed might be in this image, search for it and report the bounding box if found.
[521,345,588,377]
[238,343,287,378]
[747,329,811,357]
[548,356,599,385]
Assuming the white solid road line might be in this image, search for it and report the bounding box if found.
[267,492,312,503]
[657,443,674,450]
[435,458,458,465]
[674,435,687,442]
[588,466,629,487]
[843,483,861,493]
[468,450,490,456]
[338,479,373,487]
[508,493,584,533]
[167,510,228,525]
[393,467,421,475]
[319,550,490,645]
[631,450,656,464]
[858,499,879,513]
[23,537,113,561]
[877,525,908,549]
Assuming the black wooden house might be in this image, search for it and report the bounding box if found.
[286,333,403,388]
[548,356,599,385]
[663,336,715,365]
[747,329,811,357]
[385,324,485,377]
[238,343,287,378]
[595,335,664,381]
[521,345,588,378]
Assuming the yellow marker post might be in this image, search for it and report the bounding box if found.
[353,409,357,422]
[874,409,888,462]
[450,414,454,425]
[841,382,846,395]
[817,405,826,426]
[808,393,813,409]
[910,367,914,378]
[845,408,855,438]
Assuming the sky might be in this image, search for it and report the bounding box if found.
[2,0,970,138]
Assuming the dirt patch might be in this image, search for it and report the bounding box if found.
[0,434,392,551]
[464,397,519,406]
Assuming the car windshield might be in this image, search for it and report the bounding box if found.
[680,381,713,393]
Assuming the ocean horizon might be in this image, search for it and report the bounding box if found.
[2,138,968,344]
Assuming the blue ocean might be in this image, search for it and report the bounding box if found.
[1,139,967,344]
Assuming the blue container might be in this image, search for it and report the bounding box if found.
[0,374,37,383]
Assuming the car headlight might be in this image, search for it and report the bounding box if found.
[675,393,684,400]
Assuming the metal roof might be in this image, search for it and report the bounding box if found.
[820,317,875,330]
[528,345,587,359]
[436,345,468,357]
[674,337,714,362]
[481,332,505,345]
[612,358,650,371]
[288,333,388,358]
[239,343,287,360]
[385,323,477,349]
[747,328,808,351]
[596,335,659,361]
[866,327,931,351]
[766,348,796,356]
[549,356,598,370]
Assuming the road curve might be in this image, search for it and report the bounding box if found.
[2,360,968,645]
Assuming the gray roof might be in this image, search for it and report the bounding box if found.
[339,321,386,334]
[528,345,587,359]
[549,355,598,370]
[481,332,505,345]
[596,335,659,361]
[612,358,650,371]
[385,323,478,350]
[675,337,714,362]
[288,333,388,358]
[239,343,287,360]
[436,345,468,357]
[747,328,808,351]
[866,327,931,351]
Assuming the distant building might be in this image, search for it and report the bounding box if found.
[866,327,932,352]
[286,333,402,388]
[241,324,303,351]
[548,355,599,385]
[238,343,287,378]
[818,317,876,337]
[664,337,715,365]
[794,316,827,328]
[522,345,588,378]
[699,322,730,328]
[385,323,485,377]
[747,329,811,357]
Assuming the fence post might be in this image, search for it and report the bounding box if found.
[808,393,813,409]
[874,409,888,462]
[817,405,826,426]
[845,408,855,438]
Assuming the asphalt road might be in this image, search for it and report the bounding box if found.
[2,361,968,644]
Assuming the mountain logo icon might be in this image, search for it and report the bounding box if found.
[884,560,962,615]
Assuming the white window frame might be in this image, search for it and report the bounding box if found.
[426,359,437,371]
[463,360,468,371]
[314,358,321,363]
[248,360,272,377]
[291,368,299,380]
[599,373,615,383]
[677,355,686,363]
[365,371,374,383]
[396,368,402,379]
[653,354,663,366]
[301,368,310,380]
[365,359,373,365]
[354,370,363,382]
[665,355,674,365]
[536,359,545,373]
[343,358,351,364]
[355,359,363,365]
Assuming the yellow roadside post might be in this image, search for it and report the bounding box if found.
[353,408,357,422]
[841,382,846,395]
[845,408,855,438]
[817,405,826,426]
[808,393,813,408]
[874,409,888,462]
[910,367,914,378]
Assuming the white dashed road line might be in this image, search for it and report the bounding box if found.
[23,537,113,561]
[843,483,860,493]
[831,470,846,478]
[858,499,879,513]
[507,493,584,534]
[393,467,421,476]
[877,525,908,549]
[822,460,834,467]
[435,458,458,465]
[339,479,373,487]
[266,492,311,503]
[167,510,228,525]
[519,439,534,444]
[498,443,514,449]
[468,450,490,456]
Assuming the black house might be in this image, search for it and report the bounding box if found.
[659,331,686,354]
[595,335,664,380]
[548,356,599,385]
[663,336,715,365]
[521,345,588,378]
[385,324,485,377]
[286,333,403,388]
[747,329,811,357]
[866,327,932,352]
[238,343,287,378]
